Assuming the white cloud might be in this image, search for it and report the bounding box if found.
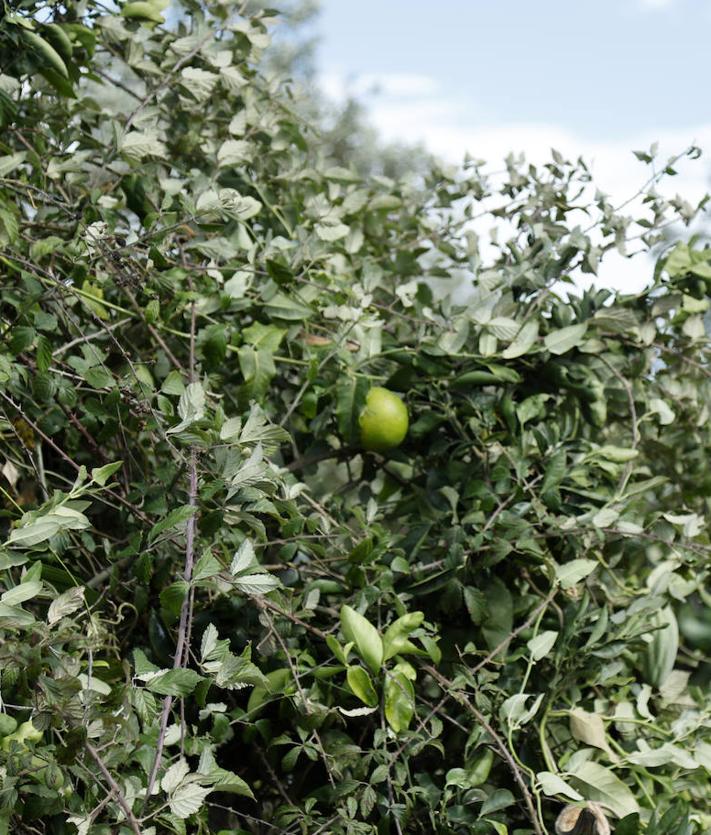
[319,71,439,101]
[320,69,711,293]
[637,0,677,8]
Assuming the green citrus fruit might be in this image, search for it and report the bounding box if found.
[359,387,409,453]
[0,714,17,737]
[2,719,43,751]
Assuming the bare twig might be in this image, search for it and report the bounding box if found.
[85,742,142,835]
[142,293,199,809]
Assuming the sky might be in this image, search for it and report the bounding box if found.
[312,0,711,292]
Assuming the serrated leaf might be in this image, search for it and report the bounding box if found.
[234,573,281,595]
[119,130,167,161]
[315,222,350,242]
[230,539,256,575]
[167,382,205,434]
[193,552,222,582]
[168,781,212,819]
[147,669,204,697]
[148,505,197,542]
[162,758,190,794]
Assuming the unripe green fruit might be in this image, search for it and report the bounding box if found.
[23,755,64,789]
[1,720,43,751]
[359,387,409,453]
[0,714,18,737]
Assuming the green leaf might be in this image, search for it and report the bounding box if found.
[193,552,223,582]
[91,461,123,486]
[566,761,639,818]
[234,573,281,595]
[161,370,186,396]
[47,586,85,625]
[384,669,415,733]
[237,346,276,400]
[148,505,197,542]
[346,666,378,707]
[537,771,583,800]
[502,320,539,359]
[555,559,598,589]
[340,605,383,674]
[147,669,204,697]
[383,611,425,660]
[481,578,513,650]
[22,30,68,77]
[167,382,205,434]
[527,630,558,661]
[242,322,286,352]
[336,375,368,444]
[544,323,588,355]
[160,580,189,621]
[1,580,42,606]
[0,152,27,178]
[263,292,313,321]
[641,606,678,689]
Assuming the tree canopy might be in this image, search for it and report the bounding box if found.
[0,2,710,834]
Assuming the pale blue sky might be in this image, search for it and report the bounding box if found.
[316,0,707,140]
[312,0,710,291]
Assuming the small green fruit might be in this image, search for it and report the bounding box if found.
[2,719,43,751]
[359,387,409,453]
[30,758,64,789]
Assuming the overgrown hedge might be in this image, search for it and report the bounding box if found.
[0,2,710,833]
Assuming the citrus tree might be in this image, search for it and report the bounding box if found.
[0,2,710,834]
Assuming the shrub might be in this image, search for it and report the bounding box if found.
[0,2,710,833]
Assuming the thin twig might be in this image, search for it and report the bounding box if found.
[85,742,142,835]
[469,585,558,677]
[421,664,546,835]
[142,293,199,810]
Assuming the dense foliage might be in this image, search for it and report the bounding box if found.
[1,2,710,834]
